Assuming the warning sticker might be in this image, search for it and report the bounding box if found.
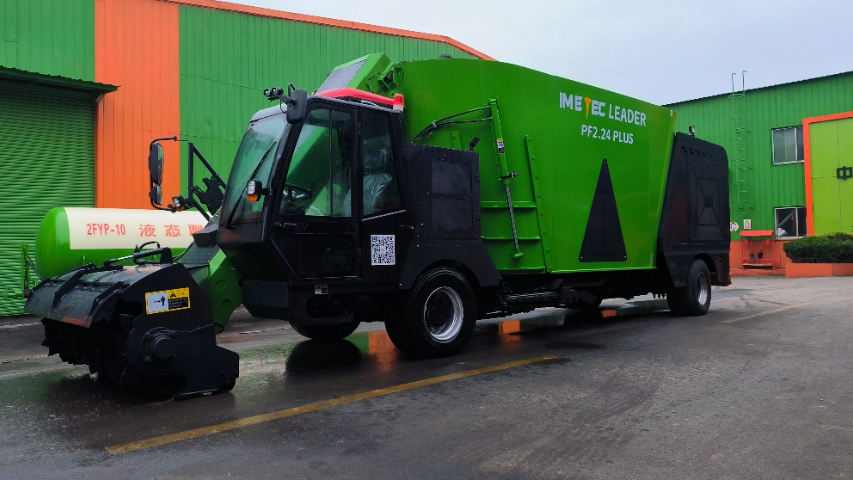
[145,288,191,314]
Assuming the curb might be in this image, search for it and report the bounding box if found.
[0,315,40,327]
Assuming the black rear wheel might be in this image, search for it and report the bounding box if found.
[668,259,712,316]
[385,267,476,357]
[290,320,361,341]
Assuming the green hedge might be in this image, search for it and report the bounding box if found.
[783,232,853,263]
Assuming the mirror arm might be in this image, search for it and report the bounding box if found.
[149,198,174,212]
[148,136,217,218]
[189,143,226,189]
[149,136,178,150]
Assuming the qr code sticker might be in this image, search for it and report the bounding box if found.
[371,235,395,265]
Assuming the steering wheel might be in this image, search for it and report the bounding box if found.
[284,183,313,202]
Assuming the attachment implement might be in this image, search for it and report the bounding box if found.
[26,251,238,399]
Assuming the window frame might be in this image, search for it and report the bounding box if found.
[275,105,356,218]
[771,126,804,166]
[359,109,403,219]
[774,206,807,239]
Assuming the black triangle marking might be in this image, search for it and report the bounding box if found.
[170,292,177,298]
[579,159,627,262]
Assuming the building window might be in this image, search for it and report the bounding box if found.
[775,207,807,238]
[771,126,804,165]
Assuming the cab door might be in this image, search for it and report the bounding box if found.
[357,108,414,284]
[270,105,359,279]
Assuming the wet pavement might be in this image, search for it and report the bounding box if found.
[1,276,851,479]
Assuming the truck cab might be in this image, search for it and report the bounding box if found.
[218,90,489,346]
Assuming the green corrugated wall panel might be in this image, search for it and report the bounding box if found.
[0,0,95,81]
[667,72,853,238]
[0,82,96,316]
[178,5,476,189]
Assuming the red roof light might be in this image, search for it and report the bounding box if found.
[317,88,402,110]
[393,94,404,111]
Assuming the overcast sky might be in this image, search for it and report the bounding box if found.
[230,0,852,105]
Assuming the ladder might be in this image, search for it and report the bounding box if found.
[730,71,752,217]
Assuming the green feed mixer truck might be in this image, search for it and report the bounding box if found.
[25,53,730,398]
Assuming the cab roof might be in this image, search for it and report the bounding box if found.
[250,88,402,123]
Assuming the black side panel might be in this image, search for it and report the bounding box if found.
[423,147,479,240]
[579,159,627,263]
[659,133,731,286]
[399,144,500,289]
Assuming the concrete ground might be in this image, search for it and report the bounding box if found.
[0,276,850,479]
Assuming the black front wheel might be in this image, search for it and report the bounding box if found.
[290,320,361,341]
[384,267,476,357]
[668,259,712,316]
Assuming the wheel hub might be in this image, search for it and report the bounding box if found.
[696,271,709,305]
[423,286,464,342]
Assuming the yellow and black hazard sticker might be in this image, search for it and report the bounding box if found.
[145,288,191,314]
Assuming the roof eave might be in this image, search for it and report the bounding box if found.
[0,67,119,93]
[163,0,495,61]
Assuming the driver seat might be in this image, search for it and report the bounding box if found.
[342,138,393,216]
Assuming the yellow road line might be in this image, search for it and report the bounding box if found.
[106,354,558,455]
[720,302,811,324]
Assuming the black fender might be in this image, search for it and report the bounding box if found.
[398,241,501,290]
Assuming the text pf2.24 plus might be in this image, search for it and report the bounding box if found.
[581,125,634,144]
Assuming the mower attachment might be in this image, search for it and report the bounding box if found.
[26,262,238,399]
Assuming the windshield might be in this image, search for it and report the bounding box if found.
[221,114,288,225]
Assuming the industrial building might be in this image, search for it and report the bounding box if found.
[668,72,853,274]
[0,0,488,315]
[2,0,851,314]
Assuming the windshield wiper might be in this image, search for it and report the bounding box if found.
[224,141,278,230]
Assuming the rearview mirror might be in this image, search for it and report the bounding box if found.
[148,142,164,185]
[285,89,308,124]
[149,185,162,206]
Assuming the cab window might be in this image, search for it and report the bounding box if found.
[360,111,401,217]
[280,108,354,217]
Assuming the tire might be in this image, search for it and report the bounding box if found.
[667,259,712,316]
[384,267,477,357]
[383,306,415,353]
[289,319,361,341]
[215,379,236,394]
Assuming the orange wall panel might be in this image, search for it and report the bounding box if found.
[95,0,180,208]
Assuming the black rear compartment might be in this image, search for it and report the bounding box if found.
[658,133,731,286]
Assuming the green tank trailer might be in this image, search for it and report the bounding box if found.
[33,207,205,278]
[25,53,730,398]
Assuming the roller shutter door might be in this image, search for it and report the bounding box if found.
[0,82,96,316]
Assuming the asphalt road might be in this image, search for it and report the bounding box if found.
[0,276,851,479]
